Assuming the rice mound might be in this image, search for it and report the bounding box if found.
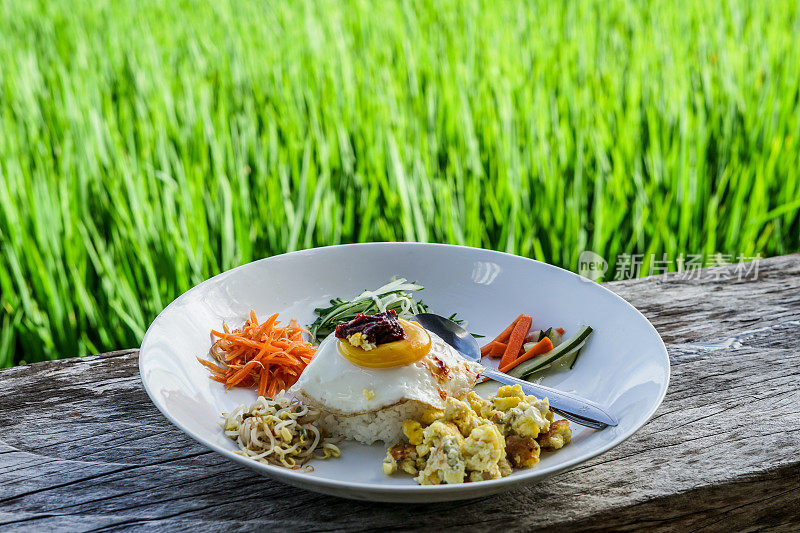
[314,399,429,445]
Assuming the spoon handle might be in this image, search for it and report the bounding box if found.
[480,368,618,428]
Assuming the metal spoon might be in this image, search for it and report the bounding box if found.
[413,313,618,430]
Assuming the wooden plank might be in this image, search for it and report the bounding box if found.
[0,255,799,531]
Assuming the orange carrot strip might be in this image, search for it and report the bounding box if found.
[254,345,283,361]
[499,315,532,369]
[226,336,264,351]
[257,368,269,397]
[226,347,248,363]
[197,357,226,374]
[556,327,565,335]
[256,313,279,337]
[499,337,553,373]
[200,310,316,397]
[226,360,264,387]
[490,314,523,345]
[271,339,292,349]
[480,342,494,357]
[282,340,306,352]
[480,340,507,357]
[260,354,295,365]
[489,342,508,358]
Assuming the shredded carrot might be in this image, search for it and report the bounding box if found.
[257,367,269,397]
[198,311,315,397]
[498,315,532,369]
[499,336,553,373]
[556,327,565,336]
[197,358,226,374]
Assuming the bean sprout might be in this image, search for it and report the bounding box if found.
[223,392,341,468]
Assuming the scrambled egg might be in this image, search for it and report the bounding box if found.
[417,433,466,484]
[382,443,424,475]
[537,419,572,450]
[382,385,571,484]
[505,435,540,468]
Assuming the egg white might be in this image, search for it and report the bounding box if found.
[289,329,482,415]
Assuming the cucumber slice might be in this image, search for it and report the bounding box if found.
[507,325,593,379]
[523,327,562,352]
[569,346,586,369]
[546,328,563,347]
[525,329,543,344]
[560,346,582,369]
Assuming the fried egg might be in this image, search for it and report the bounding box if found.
[289,327,482,415]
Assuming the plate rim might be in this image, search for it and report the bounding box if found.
[139,242,670,498]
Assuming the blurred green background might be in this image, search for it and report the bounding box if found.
[1,0,799,366]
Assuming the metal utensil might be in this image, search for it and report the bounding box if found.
[412,313,618,430]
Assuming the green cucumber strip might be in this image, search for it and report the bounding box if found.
[558,349,578,370]
[531,363,551,375]
[506,325,593,379]
[568,346,584,369]
[558,343,585,370]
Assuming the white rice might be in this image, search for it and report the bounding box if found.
[315,399,429,445]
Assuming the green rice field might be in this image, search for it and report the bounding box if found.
[1,0,799,366]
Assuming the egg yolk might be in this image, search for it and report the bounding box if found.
[338,319,431,368]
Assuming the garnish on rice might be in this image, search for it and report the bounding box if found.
[334,310,432,368]
[334,310,406,350]
[308,277,466,344]
[198,311,315,397]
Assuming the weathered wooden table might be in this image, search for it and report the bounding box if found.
[2,255,798,531]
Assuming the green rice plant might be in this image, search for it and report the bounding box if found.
[0,0,798,366]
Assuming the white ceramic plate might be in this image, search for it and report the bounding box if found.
[139,243,669,502]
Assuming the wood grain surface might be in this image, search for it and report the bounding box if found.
[1,255,799,532]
